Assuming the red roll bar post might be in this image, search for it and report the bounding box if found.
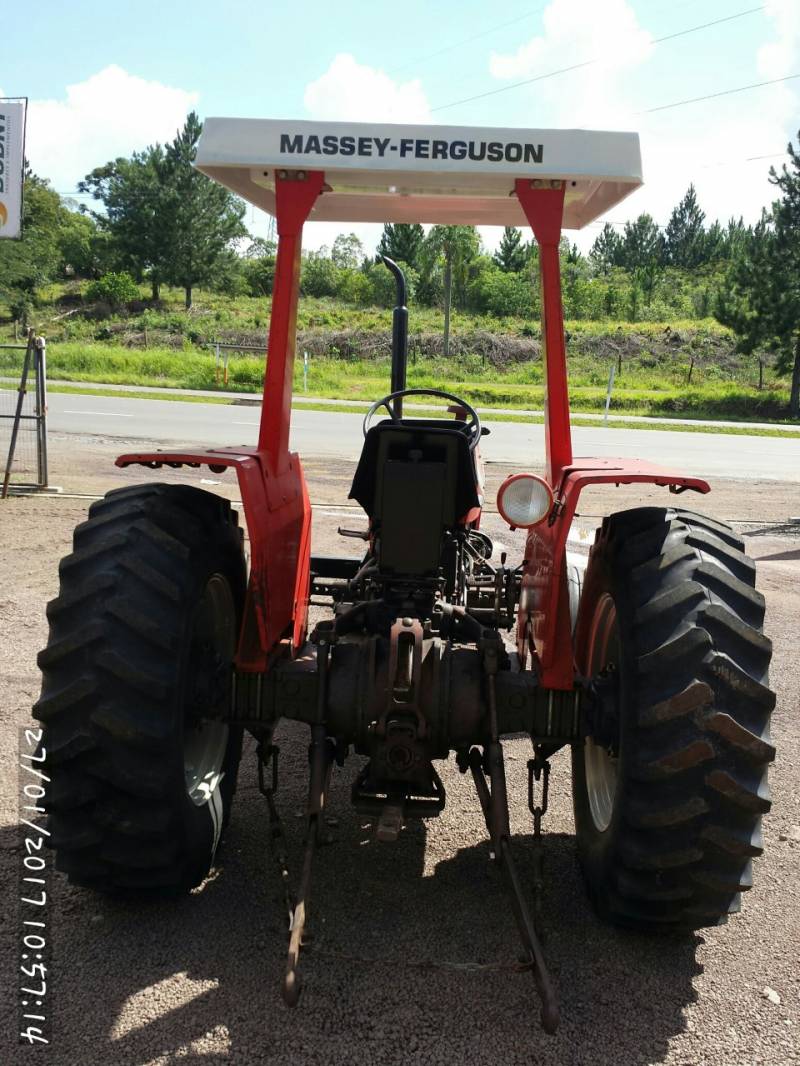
[514,180,573,486]
[259,170,326,469]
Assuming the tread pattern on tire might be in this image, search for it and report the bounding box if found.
[34,483,246,892]
[574,506,775,931]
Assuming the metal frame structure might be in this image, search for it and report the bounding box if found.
[1,331,49,498]
[118,162,707,686]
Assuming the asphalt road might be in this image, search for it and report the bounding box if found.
[47,391,800,481]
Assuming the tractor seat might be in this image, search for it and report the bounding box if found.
[349,420,481,577]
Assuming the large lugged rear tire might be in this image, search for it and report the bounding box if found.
[34,484,247,893]
[572,506,775,931]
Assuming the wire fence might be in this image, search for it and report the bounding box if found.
[206,340,266,386]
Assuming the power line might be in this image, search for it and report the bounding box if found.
[699,152,786,170]
[639,73,800,114]
[429,5,766,113]
[387,4,548,77]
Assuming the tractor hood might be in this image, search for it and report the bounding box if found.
[195,118,642,230]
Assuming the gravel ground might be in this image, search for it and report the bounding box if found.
[1,433,799,1066]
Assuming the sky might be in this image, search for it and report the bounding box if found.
[1,0,798,255]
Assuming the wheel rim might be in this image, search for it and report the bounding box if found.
[184,574,235,806]
[583,592,620,833]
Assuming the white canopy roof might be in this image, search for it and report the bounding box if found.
[196,118,642,230]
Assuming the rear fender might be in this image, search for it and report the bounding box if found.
[116,446,311,670]
[515,458,709,689]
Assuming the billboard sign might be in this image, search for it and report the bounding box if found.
[0,99,27,240]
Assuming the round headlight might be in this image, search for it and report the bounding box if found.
[497,473,553,529]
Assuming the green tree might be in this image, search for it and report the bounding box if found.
[376,223,425,269]
[80,113,247,307]
[768,139,800,415]
[493,227,528,273]
[0,174,64,325]
[158,112,247,308]
[331,233,364,270]
[703,220,726,264]
[665,184,707,269]
[619,213,665,305]
[422,225,481,356]
[715,149,800,419]
[562,254,593,319]
[715,216,779,382]
[57,208,109,278]
[243,238,276,297]
[619,214,663,270]
[300,249,340,298]
[589,223,623,274]
[79,146,170,299]
[721,217,750,261]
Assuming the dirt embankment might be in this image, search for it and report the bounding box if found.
[93,321,737,371]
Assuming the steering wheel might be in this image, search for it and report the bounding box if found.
[362,388,482,451]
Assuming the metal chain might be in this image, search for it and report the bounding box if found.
[527,753,551,933]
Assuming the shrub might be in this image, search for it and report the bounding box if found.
[301,254,341,298]
[84,272,139,309]
[468,268,536,318]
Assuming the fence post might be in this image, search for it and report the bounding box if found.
[2,331,34,499]
[36,336,49,489]
[303,350,308,393]
[603,363,616,425]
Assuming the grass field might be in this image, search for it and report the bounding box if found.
[0,284,795,425]
[0,340,792,423]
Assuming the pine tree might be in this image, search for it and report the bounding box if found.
[715,135,800,419]
[589,223,623,274]
[665,184,707,269]
[703,220,726,263]
[376,224,425,269]
[769,137,800,416]
[493,227,528,272]
[619,214,664,304]
[159,113,247,308]
[619,214,664,269]
[722,217,750,261]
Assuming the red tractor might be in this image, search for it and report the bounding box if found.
[35,120,774,1032]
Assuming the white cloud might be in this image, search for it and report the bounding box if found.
[25,65,198,193]
[489,0,653,129]
[757,0,800,79]
[626,1,800,248]
[304,53,431,124]
[481,0,800,251]
[300,55,433,252]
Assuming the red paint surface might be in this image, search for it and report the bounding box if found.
[517,458,709,689]
[117,174,711,693]
[514,180,573,485]
[117,171,325,669]
[512,180,710,688]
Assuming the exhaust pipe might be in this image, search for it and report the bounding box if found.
[381,255,408,418]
